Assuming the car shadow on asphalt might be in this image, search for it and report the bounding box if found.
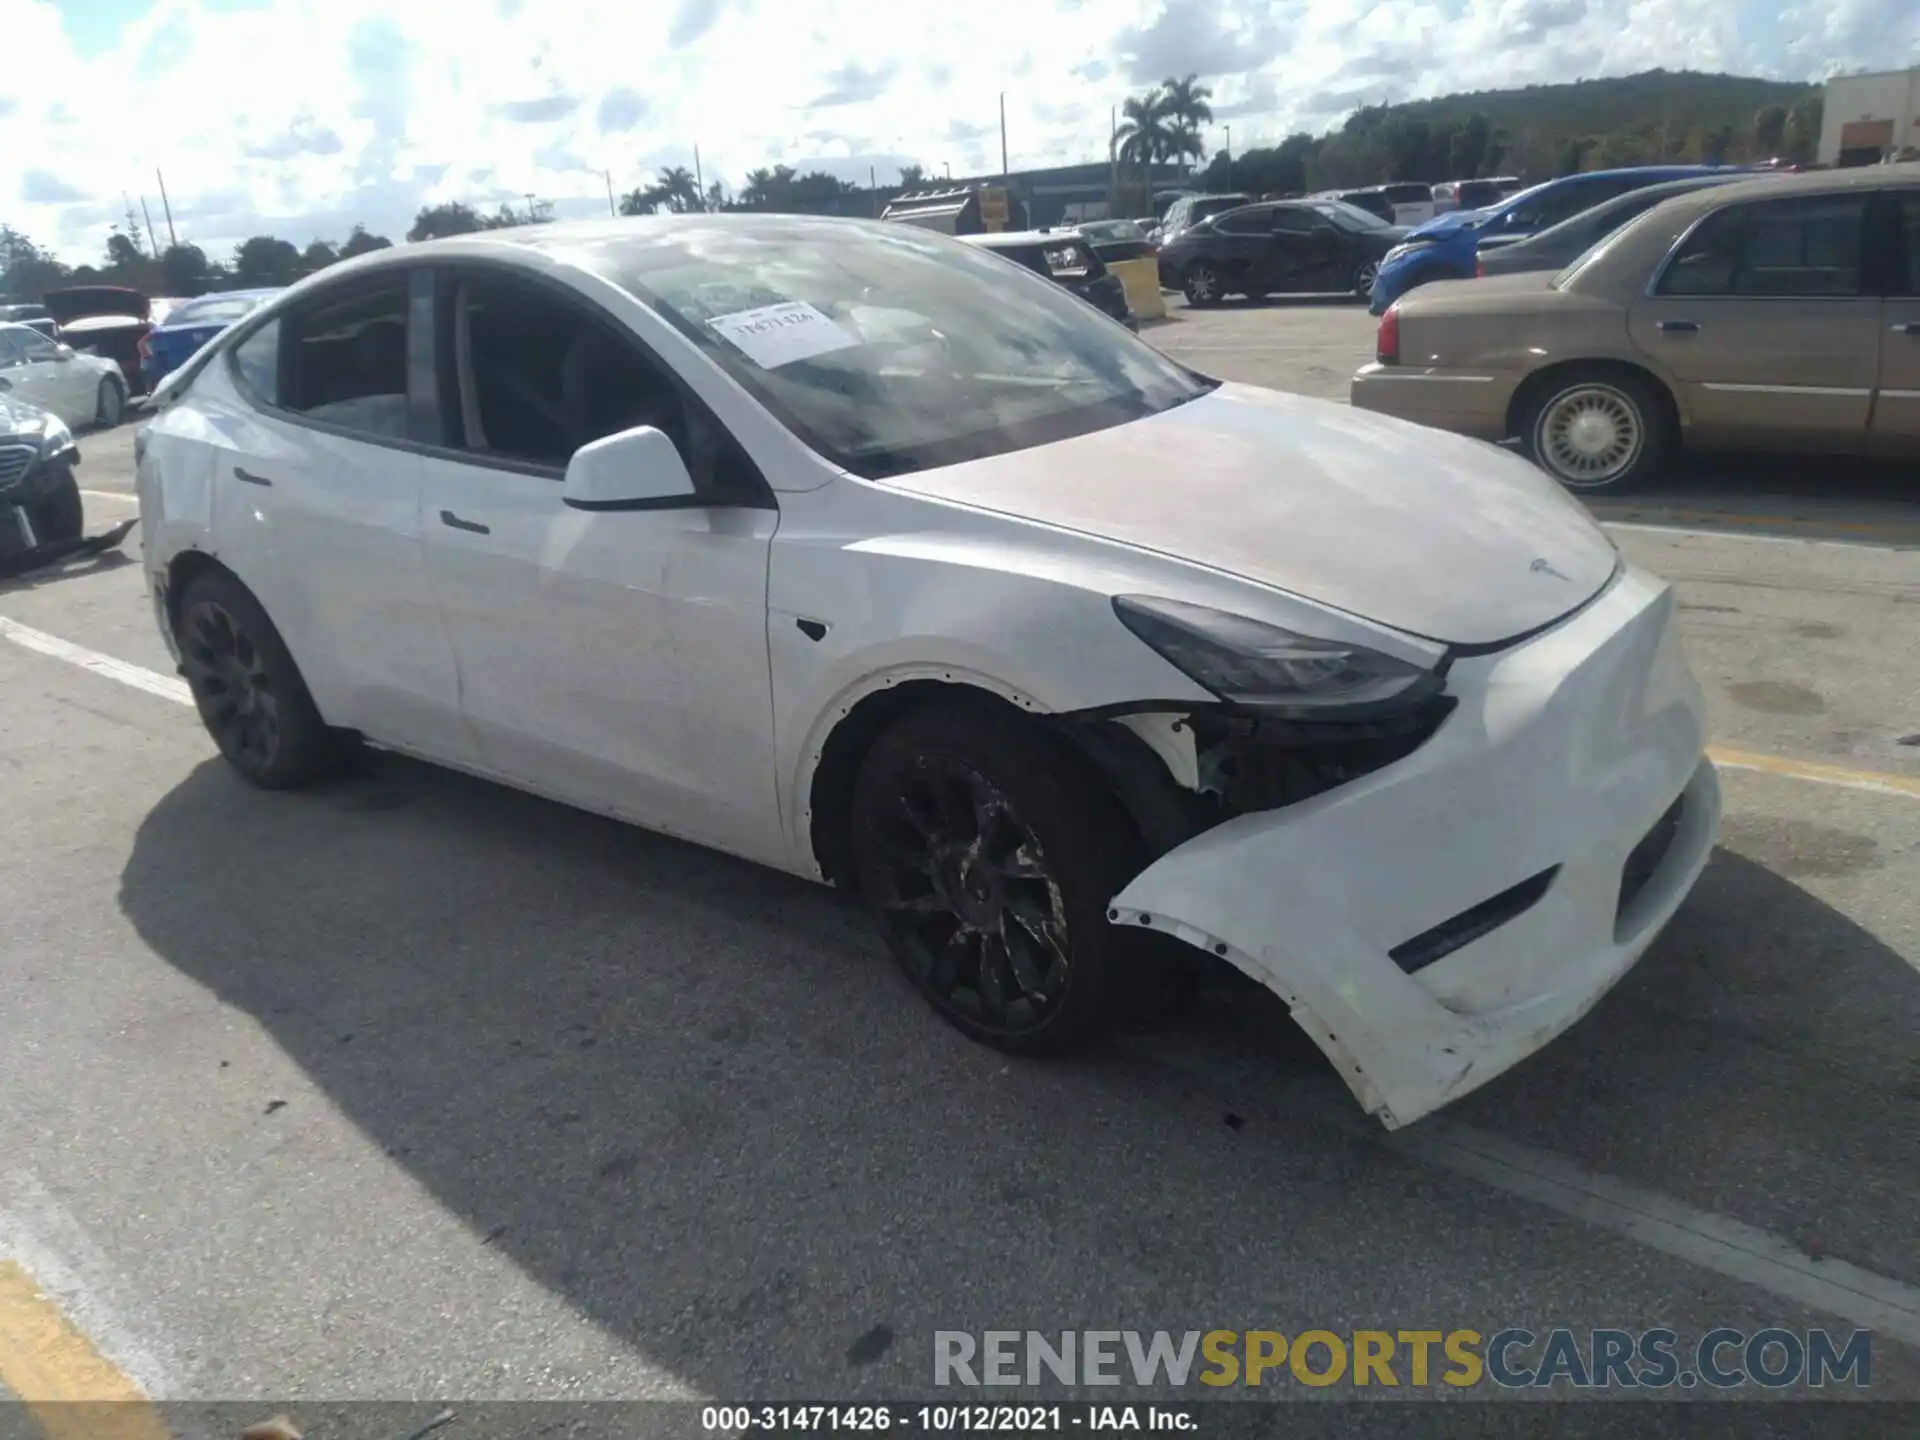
[116,752,1920,1396]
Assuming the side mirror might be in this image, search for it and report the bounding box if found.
[52,344,74,361]
[562,425,699,512]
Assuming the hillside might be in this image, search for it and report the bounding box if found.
[1389,69,1816,143]
[1191,68,1825,199]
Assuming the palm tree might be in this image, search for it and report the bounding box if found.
[649,165,701,213]
[1159,73,1213,172]
[1115,89,1175,174]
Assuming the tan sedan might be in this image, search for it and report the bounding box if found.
[1350,164,1920,491]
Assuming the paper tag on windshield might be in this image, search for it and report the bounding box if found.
[708,301,858,368]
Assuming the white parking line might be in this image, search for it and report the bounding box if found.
[0,617,190,706]
[1130,1041,1920,1350]
[81,489,139,506]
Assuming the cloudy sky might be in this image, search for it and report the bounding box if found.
[4,0,1915,264]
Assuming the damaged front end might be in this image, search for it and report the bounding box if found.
[1054,571,1719,1130]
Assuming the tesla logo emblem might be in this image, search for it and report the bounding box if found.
[1531,557,1572,580]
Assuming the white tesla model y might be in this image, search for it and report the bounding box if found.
[136,215,1721,1129]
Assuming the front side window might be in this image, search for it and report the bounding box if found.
[0,331,22,368]
[1657,195,1867,298]
[280,285,410,438]
[579,219,1214,480]
[445,273,766,504]
[229,319,281,405]
[1306,199,1391,232]
[15,328,61,362]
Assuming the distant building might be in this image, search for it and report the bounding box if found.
[1818,67,1920,166]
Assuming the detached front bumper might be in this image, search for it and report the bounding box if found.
[1109,567,1721,1130]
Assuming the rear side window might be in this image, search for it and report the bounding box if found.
[282,285,411,438]
[1657,195,1867,298]
[1272,208,1329,233]
[1212,207,1271,236]
[1381,184,1431,205]
[229,319,280,404]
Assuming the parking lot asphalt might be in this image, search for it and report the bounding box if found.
[0,316,1915,1416]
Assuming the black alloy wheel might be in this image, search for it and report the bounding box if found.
[849,704,1145,1055]
[174,570,337,788]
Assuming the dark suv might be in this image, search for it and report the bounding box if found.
[960,230,1136,328]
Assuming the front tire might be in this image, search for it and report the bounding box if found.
[1522,369,1667,493]
[31,467,84,544]
[1182,262,1222,306]
[95,375,125,428]
[1353,259,1381,300]
[848,703,1145,1057]
[174,570,339,788]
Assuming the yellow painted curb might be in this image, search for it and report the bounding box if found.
[0,1260,170,1440]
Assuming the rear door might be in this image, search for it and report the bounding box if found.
[1871,188,1920,455]
[1204,206,1279,294]
[1629,191,1879,450]
[203,270,473,761]
[1270,206,1349,291]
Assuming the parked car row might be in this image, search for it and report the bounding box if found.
[1354,164,1920,490]
[130,212,1724,1132]
[0,285,283,401]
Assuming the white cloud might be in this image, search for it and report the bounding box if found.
[0,0,1909,265]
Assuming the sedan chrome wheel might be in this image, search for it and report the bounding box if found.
[1536,383,1643,488]
[1354,260,1380,298]
[1183,263,1219,305]
[864,755,1073,1039]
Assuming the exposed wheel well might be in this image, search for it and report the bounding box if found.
[162,550,237,631]
[1507,359,1681,449]
[806,680,1161,889]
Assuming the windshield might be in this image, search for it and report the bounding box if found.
[584,220,1214,480]
[167,293,271,328]
[1305,199,1391,232]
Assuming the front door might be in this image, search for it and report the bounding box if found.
[1629,191,1880,450]
[1871,189,1920,455]
[414,267,784,865]
[1200,206,1277,296]
[7,327,95,424]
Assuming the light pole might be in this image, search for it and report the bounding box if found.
[999,92,1009,179]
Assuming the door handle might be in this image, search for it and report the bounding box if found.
[1657,319,1700,333]
[439,509,490,535]
[232,465,273,486]
[1893,322,1920,335]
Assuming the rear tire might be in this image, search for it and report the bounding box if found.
[1353,258,1381,300]
[94,375,125,428]
[848,702,1146,1057]
[173,570,339,789]
[31,468,84,544]
[1521,368,1668,494]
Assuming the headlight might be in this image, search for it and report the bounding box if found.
[36,418,75,462]
[1112,595,1444,720]
[1043,244,1091,278]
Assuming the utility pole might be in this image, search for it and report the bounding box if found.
[604,170,616,217]
[999,92,1009,179]
[869,164,877,217]
[1225,125,1232,161]
[140,197,160,257]
[694,144,706,209]
[155,167,178,248]
[1109,105,1118,216]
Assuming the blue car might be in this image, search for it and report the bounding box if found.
[1367,166,1747,314]
[138,288,283,391]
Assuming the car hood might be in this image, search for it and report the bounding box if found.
[42,286,150,324]
[0,393,59,440]
[882,383,1619,649]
